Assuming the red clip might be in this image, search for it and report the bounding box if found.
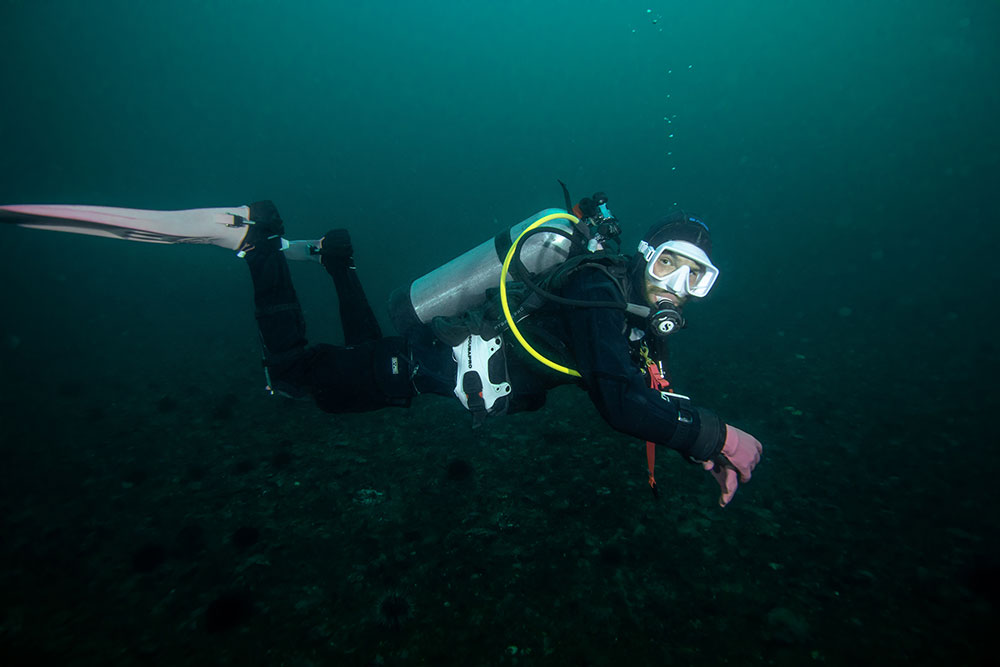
[647,362,670,391]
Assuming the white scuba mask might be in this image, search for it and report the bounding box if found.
[638,239,719,298]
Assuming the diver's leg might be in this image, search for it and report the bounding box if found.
[319,229,383,345]
[241,201,312,396]
[242,205,413,410]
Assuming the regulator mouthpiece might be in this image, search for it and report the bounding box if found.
[649,300,685,336]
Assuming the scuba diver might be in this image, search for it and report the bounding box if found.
[0,192,762,506]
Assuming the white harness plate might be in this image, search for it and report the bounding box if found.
[452,334,511,413]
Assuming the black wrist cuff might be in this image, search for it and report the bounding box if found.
[688,409,727,461]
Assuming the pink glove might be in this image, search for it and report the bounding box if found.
[703,425,762,507]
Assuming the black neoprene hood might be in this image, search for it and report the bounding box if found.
[639,210,713,259]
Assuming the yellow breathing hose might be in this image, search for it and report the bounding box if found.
[499,212,582,378]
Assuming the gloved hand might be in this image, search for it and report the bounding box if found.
[703,425,762,507]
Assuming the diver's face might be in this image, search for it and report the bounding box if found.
[644,251,704,306]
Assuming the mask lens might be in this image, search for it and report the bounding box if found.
[650,252,678,279]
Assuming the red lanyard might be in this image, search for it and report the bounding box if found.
[645,360,670,497]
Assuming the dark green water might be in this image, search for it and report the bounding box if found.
[1,1,997,665]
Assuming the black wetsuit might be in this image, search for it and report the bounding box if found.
[246,232,726,462]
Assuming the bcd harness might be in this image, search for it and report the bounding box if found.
[435,204,623,426]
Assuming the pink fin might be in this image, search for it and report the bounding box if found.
[0,203,251,250]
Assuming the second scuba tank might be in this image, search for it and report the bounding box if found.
[389,208,577,336]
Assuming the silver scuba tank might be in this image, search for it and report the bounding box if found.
[388,208,577,336]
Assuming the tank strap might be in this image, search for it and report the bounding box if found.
[451,334,512,427]
[558,179,573,212]
[493,228,513,266]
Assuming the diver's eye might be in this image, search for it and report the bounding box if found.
[658,256,673,267]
